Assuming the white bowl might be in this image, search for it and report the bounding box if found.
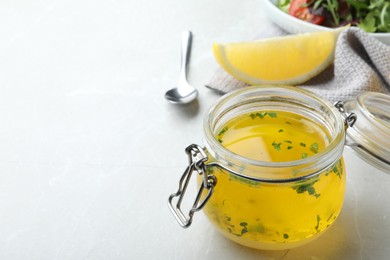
[263,0,390,45]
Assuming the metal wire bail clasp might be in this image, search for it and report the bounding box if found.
[168,144,216,228]
[334,101,357,128]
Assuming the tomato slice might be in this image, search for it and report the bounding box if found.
[288,0,325,25]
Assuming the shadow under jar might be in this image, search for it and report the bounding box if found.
[168,86,388,250]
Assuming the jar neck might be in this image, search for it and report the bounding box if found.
[203,86,346,182]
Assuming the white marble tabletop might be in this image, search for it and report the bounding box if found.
[1,0,389,259]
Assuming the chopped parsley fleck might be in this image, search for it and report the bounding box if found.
[301,153,308,159]
[287,146,293,150]
[310,143,319,153]
[283,233,289,239]
[333,161,343,178]
[299,142,306,147]
[272,141,282,151]
[279,129,284,132]
[255,222,265,233]
[218,126,228,136]
[250,112,269,119]
[257,112,267,118]
[333,165,339,174]
[207,167,214,174]
[268,112,277,118]
[315,215,321,231]
[240,222,248,235]
[284,140,292,143]
[250,111,277,119]
[292,178,320,198]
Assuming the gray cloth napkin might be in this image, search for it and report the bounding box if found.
[205,26,390,103]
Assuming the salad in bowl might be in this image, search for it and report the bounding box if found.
[264,0,390,44]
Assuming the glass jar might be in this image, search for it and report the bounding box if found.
[168,86,389,250]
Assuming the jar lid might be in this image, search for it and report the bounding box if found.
[342,92,390,173]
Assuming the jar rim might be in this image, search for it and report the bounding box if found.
[203,86,346,181]
[357,91,390,132]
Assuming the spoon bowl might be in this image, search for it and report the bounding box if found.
[165,85,198,104]
[165,30,198,104]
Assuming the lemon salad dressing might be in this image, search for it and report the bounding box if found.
[202,110,346,249]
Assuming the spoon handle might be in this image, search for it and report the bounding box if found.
[179,30,192,83]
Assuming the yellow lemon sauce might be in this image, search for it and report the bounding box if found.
[203,110,346,250]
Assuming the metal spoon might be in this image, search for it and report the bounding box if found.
[165,30,198,104]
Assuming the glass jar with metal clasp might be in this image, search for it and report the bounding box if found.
[168,86,390,250]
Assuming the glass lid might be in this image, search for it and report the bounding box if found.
[343,92,390,173]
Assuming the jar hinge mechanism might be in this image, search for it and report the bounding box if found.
[168,144,216,228]
[334,101,357,128]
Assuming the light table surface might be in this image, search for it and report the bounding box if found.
[0,0,389,259]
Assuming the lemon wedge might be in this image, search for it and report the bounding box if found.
[213,30,343,85]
